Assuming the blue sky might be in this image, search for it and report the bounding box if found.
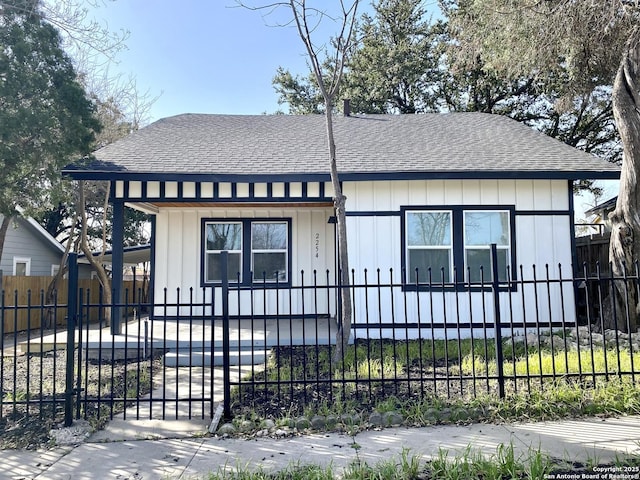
[85,1,393,121]
[83,1,617,215]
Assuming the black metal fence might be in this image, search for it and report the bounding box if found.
[1,249,639,430]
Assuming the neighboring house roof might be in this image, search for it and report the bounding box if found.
[65,113,620,181]
[23,217,65,254]
[585,196,618,217]
[0,215,65,255]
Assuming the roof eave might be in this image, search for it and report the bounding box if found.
[62,169,621,182]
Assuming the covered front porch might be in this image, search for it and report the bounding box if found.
[16,313,338,367]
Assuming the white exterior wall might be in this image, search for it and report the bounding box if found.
[343,179,576,339]
[153,206,336,317]
[150,179,577,338]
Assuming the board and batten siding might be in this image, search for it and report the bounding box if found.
[343,179,575,339]
[153,206,336,317]
[151,179,576,338]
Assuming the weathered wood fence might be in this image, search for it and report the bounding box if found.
[575,232,611,275]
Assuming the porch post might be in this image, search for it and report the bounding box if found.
[111,199,125,335]
[64,253,78,426]
[149,215,156,315]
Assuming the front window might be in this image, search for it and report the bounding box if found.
[202,218,291,285]
[252,222,288,282]
[403,207,514,287]
[406,211,452,283]
[464,211,511,282]
[204,222,242,282]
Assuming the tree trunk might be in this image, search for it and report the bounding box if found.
[45,217,78,328]
[77,180,112,326]
[607,28,640,332]
[325,105,353,364]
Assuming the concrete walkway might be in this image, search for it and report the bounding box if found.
[3,415,640,479]
[17,316,336,367]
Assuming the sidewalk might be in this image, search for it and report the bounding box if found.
[3,415,640,480]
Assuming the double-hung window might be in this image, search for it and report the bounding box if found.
[204,222,243,282]
[464,211,511,282]
[202,219,290,285]
[406,211,452,283]
[251,222,288,282]
[403,207,514,286]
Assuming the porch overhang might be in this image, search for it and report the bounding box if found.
[111,179,335,204]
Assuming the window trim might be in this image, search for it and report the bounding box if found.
[250,221,289,283]
[13,257,31,276]
[401,205,516,290]
[201,217,292,287]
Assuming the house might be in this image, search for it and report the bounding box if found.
[0,214,149,282]
[575,196,617,274]
[63,113,620,336]
[0,215,66,277]
[583,195,617,234]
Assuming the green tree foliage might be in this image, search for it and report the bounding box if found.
[273,0,621,168]
[342,0,443,114]
[442,1,622,164]
[0,0,100,256]
[273,66,325,114]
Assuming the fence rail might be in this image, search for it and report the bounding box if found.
[1,250,639,432]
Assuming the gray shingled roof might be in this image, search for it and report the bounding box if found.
[66,113,620,180]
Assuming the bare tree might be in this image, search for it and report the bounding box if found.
[77,180,113,325]
[239,0,359,362]
[45,216,78,328]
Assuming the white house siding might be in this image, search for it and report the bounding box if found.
[150,179,577,337]
[153,206,336,317]
[343,179,576,339]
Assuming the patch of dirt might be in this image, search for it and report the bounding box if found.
[1,347,158,450]
[0,409,60,450]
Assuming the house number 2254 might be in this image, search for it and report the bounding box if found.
[315,233,320,258]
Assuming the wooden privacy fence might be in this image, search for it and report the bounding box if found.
[575,232,611,275]
[1,276,144,334]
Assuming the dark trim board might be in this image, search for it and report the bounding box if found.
[515,210,571,216]
[348,209,572,218]
[352,321,577,330]
[346,211,401,217]
[66,169,620,182]
[149,215,156,308]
